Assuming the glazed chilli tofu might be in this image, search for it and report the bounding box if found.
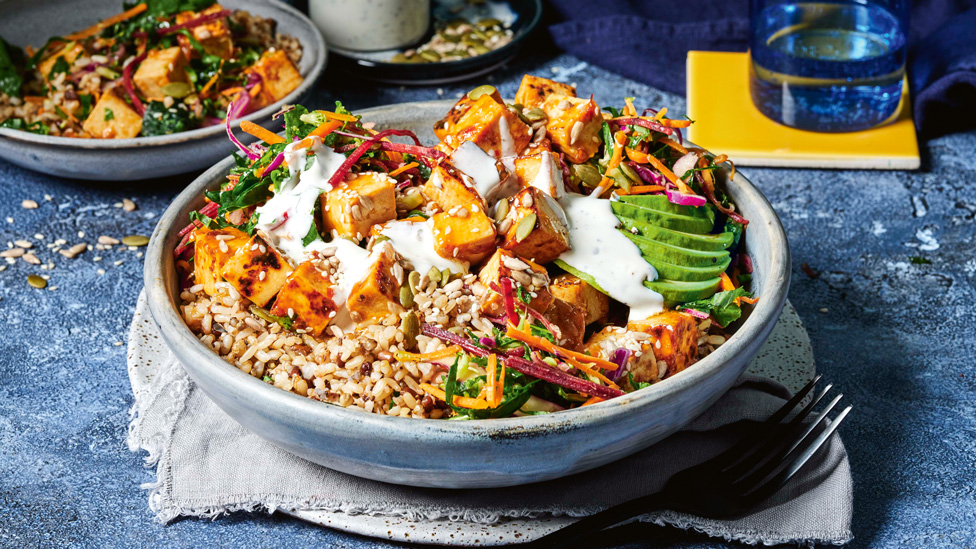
[175,75,755,419]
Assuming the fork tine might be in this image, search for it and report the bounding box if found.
[732,391,844,487]
[723,381,833,477]
[703,374,822,469]
[744,405,852,503]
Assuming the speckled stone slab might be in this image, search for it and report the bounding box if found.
[128,295,815,546]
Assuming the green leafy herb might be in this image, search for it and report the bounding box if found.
[599,121,614,172]
[144,0,216,17]
[262,375,273,383]
[0,37,25,98]
[406,209,429,219]
[909,256,932,265]
[47,56,70,79]
[78,94,94,119]
[736,273,752,284]
[141,101,195,136]
[628,372,652,391]
[681,287,752,327]
[626,125,651,148]
[444,355,539,419]
[283,105,316,141]
[301,222,320,247]
[104,108,115,122]
[516,285,531,304]
[54,105,68,119]
[602,105,622,118]
[0,118,49,134]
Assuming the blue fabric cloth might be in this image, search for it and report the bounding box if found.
[547,0,976,137]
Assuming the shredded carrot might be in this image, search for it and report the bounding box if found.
[248,83,263,98]
[220,86,244,97]
[240,120,285,145]
[496,363,505,407]
[628,146,694,195]
[395,345,462,363]
[566,356,620,389]
[712,154,728,165]
[309,119,342,139]
[659,137,688,155]
[652,107,668,121]
[199,63,223,97]
[389,161,419,177]
[486,354,498,407]
[616,185,665,195]
[740,296,760,305]
[318,110,359,123]
[420,383,490,410]
[505,327,618,371]
[23,96,45,105]
[659,118,692,128]
[65,3,147,41]
[623,98,638,117]
[590,131,628,197]
[581,396,604,407]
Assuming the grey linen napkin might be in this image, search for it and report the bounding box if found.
[127,291,853,545]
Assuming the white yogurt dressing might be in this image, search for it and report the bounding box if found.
[450,140,500,198]
[380,219,468,275]
[528,151,566,199]
[254,137,346,265]
[330,237,374,306]
[556,193,664,320]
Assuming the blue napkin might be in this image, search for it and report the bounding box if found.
[547,0,976,138]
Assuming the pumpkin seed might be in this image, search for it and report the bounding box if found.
[572,163,603,187]
[399,284,414,308]
[161,82,192,98]
[27,275,47,289]
[608,167,632,192]
[523,107,546,122]
[397,188,424,210]
[493,198,509,223]
[122,235,150,247]
[617,162,641,183]
[95,66,120,79]
[420,51,441,62]
[471,44,490,55]
[478,18,504,28]
[467,84,496,101]
[427,266,442,285]
[408,270,422,295]
[515,213,536,242]
[401,311,420,350]
[440,268,452,287]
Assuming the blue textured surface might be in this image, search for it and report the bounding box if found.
[2,48,975,548]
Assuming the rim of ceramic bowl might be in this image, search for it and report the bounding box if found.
[0,0,327,150]
[144,100,791,438]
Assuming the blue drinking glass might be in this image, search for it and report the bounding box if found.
[749,0,909,132]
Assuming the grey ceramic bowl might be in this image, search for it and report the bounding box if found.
[144,100,791,488]
[0,0,326,181]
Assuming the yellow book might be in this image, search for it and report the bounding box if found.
[686,51,919,170]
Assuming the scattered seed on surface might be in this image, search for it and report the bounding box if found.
[98,236,120,245]
[122,198,137,212]
[0,248,24,258]
[27,275,47,289]
[122,235,150,247]
[14,239,32,248]
[60,243,87,259]
[22,253,40,265]
[21,200,38,209]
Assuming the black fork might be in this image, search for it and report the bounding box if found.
[527,375,851,548]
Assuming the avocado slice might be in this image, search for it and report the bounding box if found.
[611,202,715,234]
[618,217,734,251]
[644,277,722,303]
[645,255,732,282]
[618,230,729,268]
[616,194,715,221]
[553,259,609,295]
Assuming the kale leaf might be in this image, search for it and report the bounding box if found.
[143,0,216,17]
[141,101,195,136]
[0,37,25,98]
[0,118,49,134]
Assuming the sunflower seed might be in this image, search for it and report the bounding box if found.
[569,121,583,144]
[98,236,120,245]
[122,198,137,212]
[22,253,40,265]
[501,255,529,271]
[21,200,38,209]
[510,269,531,287]
[14,240,32,248]
[498,217,513,235]
[60,243,87,259]
[522,193,534,208]
[0,248,24,258]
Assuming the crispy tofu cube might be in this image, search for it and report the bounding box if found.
[133,47,189,101]
[500,187,570,264]
[627,311,699,379]
[431,209,497,265]
[38,43,84,81]
[543,298,586,351]
[346,243,402,324]
[269,260,338,336]
[82,92,143,139]
[249,49,304,109]
[549,273,609,326]
[423,164,485,213]
[514,74,577,109]
[175,4,234,59]
[514,151,566,198]
[542,95,603,163]
[584,326,664,384]
[192,227,250,296]
[444,94,532,158]
[322,172,397,241]
[433,88,505,142]
[478,248,553,315]
[220,236,293,307]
